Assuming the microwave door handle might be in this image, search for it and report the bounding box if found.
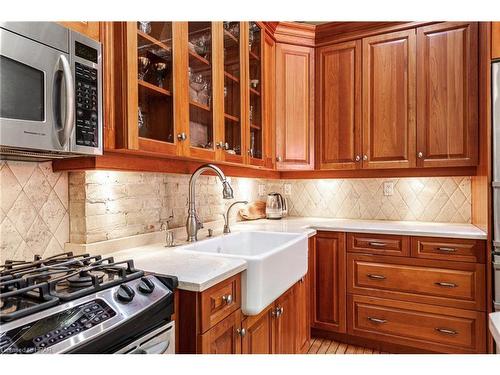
[56,55,75,148]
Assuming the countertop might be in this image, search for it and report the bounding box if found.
[489,312,500,348]
[72,217,487,293]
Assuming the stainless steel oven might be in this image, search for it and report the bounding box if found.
[0,22,102,160]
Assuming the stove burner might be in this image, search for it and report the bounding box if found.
[67,270,105,288]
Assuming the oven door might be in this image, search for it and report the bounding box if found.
[115,321,175,354]
[0,27,74,153]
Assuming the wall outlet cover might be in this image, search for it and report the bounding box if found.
[284,183,292,196]
[258,184,265,196]
[383,181,394,196]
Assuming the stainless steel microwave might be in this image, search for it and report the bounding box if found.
[0,22,103,160]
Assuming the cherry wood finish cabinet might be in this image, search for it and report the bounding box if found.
[493,22,500,60]
[311,232,347,333]
[416,22,478,167]
[59,22,100,40]
[316,40,361,170]
[275,43,315,171]
[311,231,487,353]
[362,29,416,169]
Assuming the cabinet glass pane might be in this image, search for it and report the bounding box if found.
[136,22,174,143]
[223,22,241,156]
[249,22,262,159]
[188,22,214,150]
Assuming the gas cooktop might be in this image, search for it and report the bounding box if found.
[0,252,177,354]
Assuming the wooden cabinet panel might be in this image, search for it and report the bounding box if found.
[411,236,485,263]
[317,40,362,170]
[276,43,315,170]
[199,309,242,354]
[200,273,241,333]
[262,32,276,169]
[493,22,500,60]
[59,22,100,40]
[416,22,478,167]
[295,276,310,353]
[347,294,486,353]
[347,233,410,257]
[347,254,485,311]
[362,30,416,169]
[274,286,296,354]
[312,232,346,333]
[241,305,275,354]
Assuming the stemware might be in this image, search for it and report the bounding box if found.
[153,62,167,88]
[138,56,150,80]
[138,22,152,34]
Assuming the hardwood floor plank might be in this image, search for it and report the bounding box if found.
[335,342,348,354]
[355,346,365,354]
[317,339,331,354]
[308,338,322,354]
[345,345,357,354]
[326,340,340,354]
[363,347,374,354]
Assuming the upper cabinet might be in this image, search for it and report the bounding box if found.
[416,22,478,167]
[275,43,315,170]
[492,22,500,60]
[59,22,100,40]
[362,30,416,169]
[317,40,361,170]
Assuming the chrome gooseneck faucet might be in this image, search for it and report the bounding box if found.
[186,164,234,242]
[223,201,248,234]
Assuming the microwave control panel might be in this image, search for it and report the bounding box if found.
[75,62,98,148]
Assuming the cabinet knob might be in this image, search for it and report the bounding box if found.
[177,132,187,141]
[355,155,361,162]
[417,151,423,158]
[222,294,233,304]
[276,156,282,162]
[363,155,368,161]
[236,328,247,337]
[216,141,229,150]
[272,306,283,318]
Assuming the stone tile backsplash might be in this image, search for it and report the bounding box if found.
[1,160,472,260]
[0,161,69,264]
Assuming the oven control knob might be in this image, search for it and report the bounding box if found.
[117,284,135,303]
[138,277,155,294]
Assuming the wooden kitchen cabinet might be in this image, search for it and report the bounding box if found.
[317,40,361,170]
[274,285,297,354]
[241,304,275,354]
[59,22,100,40]
[199,309,242,354]
[416,22,478,167]
[275,43,315,170]
[493,22,500,60]
[311,231,346,333]
[362,29,416,169]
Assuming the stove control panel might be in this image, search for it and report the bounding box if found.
[0,299,115,354]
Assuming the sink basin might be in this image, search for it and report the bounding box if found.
[181,231,308,315]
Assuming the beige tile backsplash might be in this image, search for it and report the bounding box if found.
[1,160,472,260]
[0,161,69,264]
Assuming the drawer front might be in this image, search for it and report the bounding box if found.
[347,294,485,353]
[347,233,409,256]
[411,236,485,263]
[200,274,241,333]
[347,254,485,311]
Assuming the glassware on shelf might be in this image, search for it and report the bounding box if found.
[138,106,145,130]
[198,82,211,107]
[153,62,167,88]
[190,34,210,58]
[138,22,152,34]
[250,79,259,89]
[138,56,150,80]
[248,30,255,49]
[249,105,254,122]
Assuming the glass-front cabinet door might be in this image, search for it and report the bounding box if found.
[131,21,177,154]
[221,21,244,163]
[247,22,264,165]
[186,22,216,159]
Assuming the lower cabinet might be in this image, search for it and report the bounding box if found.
[312,231,487,353]
[200,309,242,354]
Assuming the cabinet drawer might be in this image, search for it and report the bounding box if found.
[347,233,409,256]
[411,237,485,263]
[347,254,485,311]
[347,294,485,353]
[200,274,241,333]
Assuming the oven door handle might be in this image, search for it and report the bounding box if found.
[54,54,75,149]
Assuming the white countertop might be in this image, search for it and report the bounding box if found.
[72,217,486,293]
[489,312,500,348]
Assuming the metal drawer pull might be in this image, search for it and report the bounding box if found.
[272,306,284,318]
[437,247,456,253]
[367,274,386,280]
[435,328,458,335]
[369,242,387,247]
[222,294,233,304]
[367,317,387,324]
[434,282,457,288]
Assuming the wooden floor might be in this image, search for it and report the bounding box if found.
[307,337,389,354]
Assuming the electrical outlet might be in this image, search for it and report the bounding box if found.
[383,181,394,196]
[258,184,265,197]
[284,183,292,196]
